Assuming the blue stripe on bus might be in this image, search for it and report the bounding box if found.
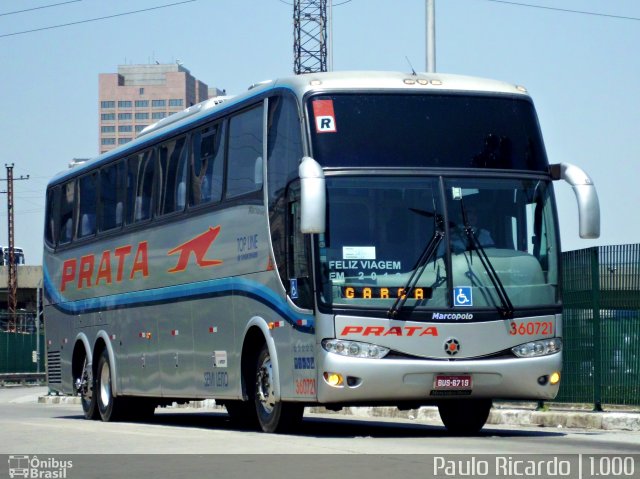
[43,264,314,333]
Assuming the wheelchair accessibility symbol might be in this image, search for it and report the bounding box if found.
[454,287,473,307]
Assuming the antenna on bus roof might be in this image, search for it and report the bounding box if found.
[405,56,417,76]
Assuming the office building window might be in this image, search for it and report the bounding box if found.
[119,125,133,133]
[139,88,144,95]
[101,138,116,145]
[135,100,149,108]
[152,112,166,119]
[101,113,115,121]
[118,138,132,145]
[135,125,148,132]
[118,113,132,120]
[135,112,149,120]
[101,101,115,109]
[169,99,183,107]
[152,99,166,108]
[101,126,116,133]
[118,101,132,108]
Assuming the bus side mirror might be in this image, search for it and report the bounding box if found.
[550,163,600,239]
[299,156,326,234]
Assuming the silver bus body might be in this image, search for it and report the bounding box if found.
[44,71,598,432]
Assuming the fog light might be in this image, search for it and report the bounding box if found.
[324,372,344,387]
[549,372,561,385]
[537,375,549,386]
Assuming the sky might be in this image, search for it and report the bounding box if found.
[0,0,639,265]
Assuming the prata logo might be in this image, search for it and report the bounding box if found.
[444,338,461,356]
[167,225,223,273]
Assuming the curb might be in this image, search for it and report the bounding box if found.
[308,405,640,432]
[38,395,640,431]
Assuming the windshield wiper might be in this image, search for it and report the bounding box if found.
[459,202,514,319]
[388,212,444,319]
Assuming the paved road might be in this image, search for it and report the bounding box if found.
[0,387,638,478]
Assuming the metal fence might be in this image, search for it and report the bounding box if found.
[558,244,640,408]
[0,312,44,375]
[2,247,639,404]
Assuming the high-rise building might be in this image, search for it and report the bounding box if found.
[98,63,223,154]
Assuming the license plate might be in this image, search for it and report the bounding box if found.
[433,374,473,390]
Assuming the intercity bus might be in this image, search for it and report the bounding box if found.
[2,246,25,265]
[44,71,600,433]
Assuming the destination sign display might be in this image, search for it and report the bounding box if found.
[341,286,433,300]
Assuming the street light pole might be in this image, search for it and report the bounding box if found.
[426,0,436,73]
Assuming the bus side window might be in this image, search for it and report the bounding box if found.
[126,155,138,225]
[127,149,155,224]
[77,173,97,239]
[159,135,188,215]
[226,104,264,199]
[58,180,75,245]
[288,191,313,309]
[99,160,125,232]
[266,94,304,288]
[190,122,224,206]
[45,187,60,247]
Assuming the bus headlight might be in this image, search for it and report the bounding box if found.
[322,339,390,359]
[512,338,562,358]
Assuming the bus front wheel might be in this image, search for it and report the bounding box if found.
[438,399,492,435]
[253,343,303,433]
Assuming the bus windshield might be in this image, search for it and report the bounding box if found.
[318,175,559,313]
[308,93,548,171]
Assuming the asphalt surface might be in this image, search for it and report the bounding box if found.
[34,386,640,431]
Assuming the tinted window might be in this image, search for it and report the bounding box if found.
[159,136,188,215]
[77,173,97,238]
[45,187,59,246]
[59,181,75,245]
[308,94,548,171]
[126,149,155,224]
[267,94,303,285]
[99,161,126,231]
[190,122,225,206]
[226,105,264,198]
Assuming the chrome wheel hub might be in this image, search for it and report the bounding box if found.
[256,356,275,414]
[99,361,111,407]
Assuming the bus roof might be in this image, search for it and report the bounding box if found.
[48,71,530,186]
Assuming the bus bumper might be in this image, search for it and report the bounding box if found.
[316,350,562,404]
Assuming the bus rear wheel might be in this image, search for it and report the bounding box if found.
[438,399,492,435]
[78,357,98,420]
[96,349,127,422]
[253,343,303,433]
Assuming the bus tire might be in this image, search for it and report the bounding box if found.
[95,349,126,422]
[253,343,303,433]
[438,399,492,435]
[79,357,98,420]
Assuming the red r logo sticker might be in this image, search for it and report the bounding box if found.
[313,99,337,133]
